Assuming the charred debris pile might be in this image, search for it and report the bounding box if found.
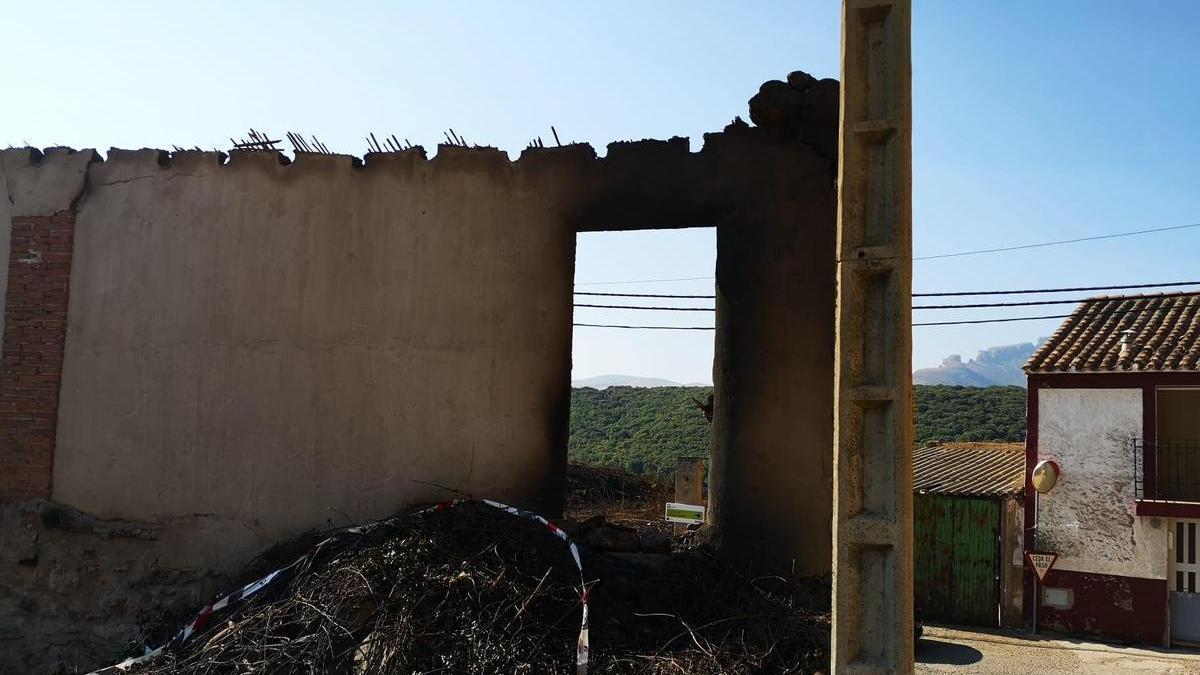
[118,467,830,674]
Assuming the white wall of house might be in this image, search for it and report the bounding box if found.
[1037,388,1169,579]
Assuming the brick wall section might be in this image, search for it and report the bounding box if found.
[0,211,76,500]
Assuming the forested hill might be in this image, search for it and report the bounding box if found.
[569,386,713,475]
[568,384,1027,476]
[913,385,1026,445]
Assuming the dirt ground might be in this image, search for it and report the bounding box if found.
[917,625,1200,674]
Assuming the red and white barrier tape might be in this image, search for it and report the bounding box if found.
[93,499,590,675]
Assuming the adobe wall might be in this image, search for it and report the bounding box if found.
[56,147,578,530]
[0,80,838,671]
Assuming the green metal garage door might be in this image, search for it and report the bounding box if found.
[914,494,1000,626]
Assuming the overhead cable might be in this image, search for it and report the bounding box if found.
[912,280,1200,297]
[574,303,713,312]
[577,292,1199,328]
[575,291,716,299]
[573,222,1200,286]
[915,289,1200,310]
[573,323,714,330]
[578,289,1200,312]
[576,280,1200,301]
[574,276,714,286]
[914,300,1198,327]
[915,222,1200,261]
[914,313,1075,326]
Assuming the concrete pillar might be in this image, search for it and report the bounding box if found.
[832,0,914,672]
[709,148,836,578]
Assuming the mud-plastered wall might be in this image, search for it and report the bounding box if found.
[55,147,578,529]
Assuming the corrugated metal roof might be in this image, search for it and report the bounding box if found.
[913,442,1025,497]
[1025,291,1200,374]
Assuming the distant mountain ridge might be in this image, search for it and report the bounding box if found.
[572,374,694,389]
[578,341,1041,389]
[913,341,1042,387]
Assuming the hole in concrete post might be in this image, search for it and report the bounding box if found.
[857,545,896,665]
[862,272,894,385]
[861,7,893,120]
[861,402,896,518]
[864,137,895,247]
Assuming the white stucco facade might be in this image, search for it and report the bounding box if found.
[1037,388,1169,579]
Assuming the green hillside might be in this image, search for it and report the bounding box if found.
[914,385,1026,445]
[569,386,712,477]
[568,384,1027,476]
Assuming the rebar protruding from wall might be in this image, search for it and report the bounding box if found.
[287,133,333,155]
[443,129,469,147]
[232,129,282,152]
[365,133,412,154]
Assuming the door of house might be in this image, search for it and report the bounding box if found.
[1171,519,1200,645]
[914,495,1001,626]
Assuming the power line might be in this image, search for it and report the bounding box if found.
[577,280,1200,300]
[578,289,1200,312]
[576,291,716,299]
[915,222,1200,261]
[574,303,713,312]
[573,323,714,330]
[915,313,1073,326]
[574,299,1190,329]
[915,288,1200,310]
[572,223,1200,286]
[577,291,1198,328]
[914,299,1198,327]
[574,276,714,286]
[913,280,1200,297]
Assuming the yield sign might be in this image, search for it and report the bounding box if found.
[1025,551,1059,582]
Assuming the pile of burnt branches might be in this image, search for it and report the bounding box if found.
[586,547,830,674]
[130,503,582,674]
[564,465,671,537]
[125,495,830,674]
[566,462,830,673]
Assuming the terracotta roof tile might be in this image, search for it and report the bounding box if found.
[913,442,1025,497]
[1024,291,1200,374]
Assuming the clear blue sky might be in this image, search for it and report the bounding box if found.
[5,2,1199,384]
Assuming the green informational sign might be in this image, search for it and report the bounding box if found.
[665,502,705,524]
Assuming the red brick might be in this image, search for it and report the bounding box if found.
[1,211,75,501]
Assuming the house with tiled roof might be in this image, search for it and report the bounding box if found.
[1024,291,1200,647]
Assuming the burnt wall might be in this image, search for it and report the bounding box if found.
[0,81,838,671]
[709,131,836,577]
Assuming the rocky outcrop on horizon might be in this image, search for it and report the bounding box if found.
[913,341,1042,387]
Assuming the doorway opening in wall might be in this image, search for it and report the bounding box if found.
[566,227,715,528]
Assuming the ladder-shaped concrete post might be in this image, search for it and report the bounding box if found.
[833,0,913,672]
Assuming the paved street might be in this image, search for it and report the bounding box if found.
[917,625,1200,674]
